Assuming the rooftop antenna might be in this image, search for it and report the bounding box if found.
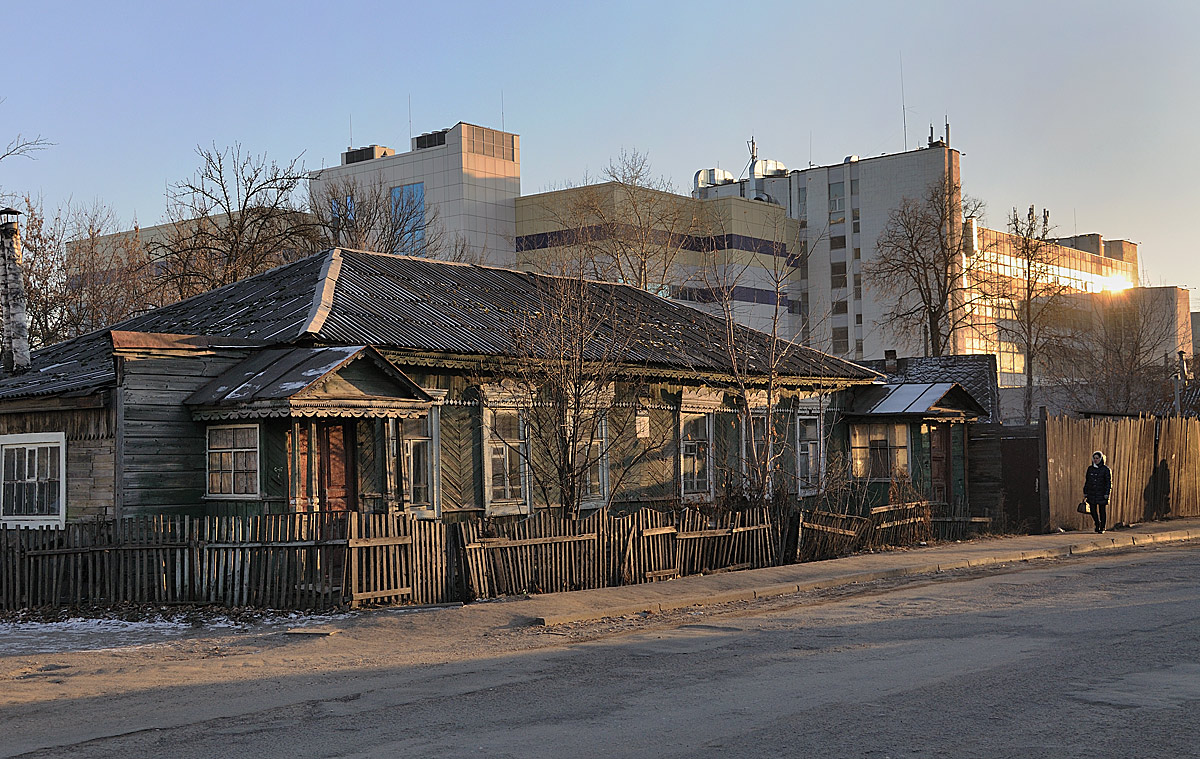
[740,136,757,180]
[900,51,908,150]
[809,130,814,167]
[348,114,353,151]
[501,90,505,132]
[408,95,412,142]
[945,116,950,147]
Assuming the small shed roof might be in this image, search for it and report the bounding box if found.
[849,382,987,419]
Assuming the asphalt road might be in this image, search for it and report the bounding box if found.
[8,543,1200,758]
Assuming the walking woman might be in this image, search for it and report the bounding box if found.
[1083,450,1112,533]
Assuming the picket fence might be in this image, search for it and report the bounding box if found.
[1,504,925,611]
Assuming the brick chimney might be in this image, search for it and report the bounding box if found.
[0,208,31,373]
[884,349,898,375]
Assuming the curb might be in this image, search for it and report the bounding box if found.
[532,528,1197,626]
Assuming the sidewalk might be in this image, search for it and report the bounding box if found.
[465,519,1200,627]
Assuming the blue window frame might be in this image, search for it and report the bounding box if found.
[392,182,425,251]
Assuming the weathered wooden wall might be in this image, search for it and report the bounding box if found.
[0,401,117,522]
[967,424,1041,531]
[118,350,248,516]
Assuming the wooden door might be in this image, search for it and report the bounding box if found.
[929,423,951,505]
[318,421,356,512]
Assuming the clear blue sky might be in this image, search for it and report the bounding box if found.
[5,1,1198,304]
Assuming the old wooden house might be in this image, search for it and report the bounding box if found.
[0,248,887,528]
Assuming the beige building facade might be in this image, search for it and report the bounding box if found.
[308,122,520,265]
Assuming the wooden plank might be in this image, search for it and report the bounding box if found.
[802,522,860,537]
[466,533,598,550]
[641,526,678,537]
[347,535,414,548]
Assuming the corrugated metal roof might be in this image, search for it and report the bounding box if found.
[859,354,999,423]
[0,249,877,401]
[852,382,986,417]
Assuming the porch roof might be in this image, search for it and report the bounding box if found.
[848,382,986,420]
[186,345,433,420]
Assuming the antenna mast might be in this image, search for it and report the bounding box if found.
[900,52,908,150]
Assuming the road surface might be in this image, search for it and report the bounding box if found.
[4,543,1199,758]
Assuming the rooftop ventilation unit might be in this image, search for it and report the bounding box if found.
[694,167,736,190]
[750,158,788,178]
[341,145,396,166]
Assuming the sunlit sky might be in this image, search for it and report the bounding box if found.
[5,1,1198,306]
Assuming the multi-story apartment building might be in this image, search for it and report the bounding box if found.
[689,133,1174,395]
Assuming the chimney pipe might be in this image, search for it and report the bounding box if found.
[0,208,31,374]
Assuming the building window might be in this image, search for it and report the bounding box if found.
[486,408,526,509]
[832,327,850,355]
[833,300,848,315]
[207,425,259,498]
[391,182,425,251]
[850,423,909,480]
[831,261,848,288]
[0,433,65,527]
[680,412,712,498]
[401,415,433,509]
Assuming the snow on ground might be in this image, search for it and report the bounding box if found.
[0,610,349,656]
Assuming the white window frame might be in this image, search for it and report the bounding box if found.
[679,411,714,501]
[795,414,822,496]
[401,408,440,516]
[576,413,609,509]
[0,432,66,528]
[483,406,530,516]
[205,424,260,499]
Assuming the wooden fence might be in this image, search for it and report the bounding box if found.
[2,501,934,611]
[458,507,778,600]
[1045,415,1200,530]
[798,502,931,562]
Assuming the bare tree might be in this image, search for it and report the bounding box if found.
[308,172,482,263]
[864,175,995,357]
[1,99,51,165]
[993,206,1074,424]
[497,273,668,518]
[1044,288,1182,415]
[695,203,809,505]
[151,143,316,302]
[526,149,699,294]
[20,196,153,348]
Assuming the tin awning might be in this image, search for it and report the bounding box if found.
[186,345,433,420]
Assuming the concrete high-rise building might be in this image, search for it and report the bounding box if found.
[308,122,520,265]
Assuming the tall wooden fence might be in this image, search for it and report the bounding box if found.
[1045,415,1200,530]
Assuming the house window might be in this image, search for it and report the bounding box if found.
[486,408,526,507]
[797,418,820,489]
[401,415,433,508]
[0,433,66,527]
[577,419,608,505]
[207,425,259,497]
[850,423,909,480]
[680,412,712,497]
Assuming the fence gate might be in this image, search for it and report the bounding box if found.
[346,513,415,607]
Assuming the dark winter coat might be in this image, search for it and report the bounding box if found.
[1084,457,1112,505]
